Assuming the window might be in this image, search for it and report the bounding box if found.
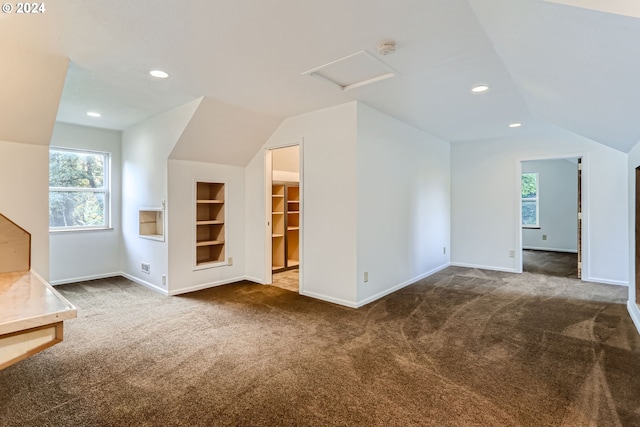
[49,148,110,230]
[521,172,539,227]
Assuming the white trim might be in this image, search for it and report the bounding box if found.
[168,276,247,296]
[264,140,304,291]
[121,272,168,295]
[50,272,122,286]
[49,147,111,231]
[627,301,640,336]
[582,277,628,287]
[450,262,518,273]
[244,275,265,284]
[523,246,578,253]
[355,263,450,308]
[517,153,587,278]
[299,290,358,308]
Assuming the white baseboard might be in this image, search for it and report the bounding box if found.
[355,263,450,308]
[450,262,518,273]
[244,275,265,284]
[50,272,122,286]
[299,290,358,308]
[168,276,248,296]
[523,246,578,253]
[582,277,629,287]
[628,300,640,336]
[121,272,168,296]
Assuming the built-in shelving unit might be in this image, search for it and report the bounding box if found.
[272,182,299,272]
[287,185,300,268]
[139,209,164,241]
[196,182,225,266]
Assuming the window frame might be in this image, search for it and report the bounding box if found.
[521,172,539,228]
[49,147,111,232]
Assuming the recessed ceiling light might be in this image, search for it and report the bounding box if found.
[86,112,101,118]
[509,123,522,128]
[149,70,169,79]
[471,84,489,93]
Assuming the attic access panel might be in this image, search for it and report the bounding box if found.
[302,50,398,91]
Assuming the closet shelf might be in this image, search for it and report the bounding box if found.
[196,220,223,225]
[196,199,223,204]
[196,240,224,247]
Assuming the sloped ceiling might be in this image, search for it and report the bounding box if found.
[470,0,640,152]
[0,12,68,145]
[169,97,281,166]
[4,1,640,152]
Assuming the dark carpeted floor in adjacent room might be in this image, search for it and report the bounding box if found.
[1,266,639,426]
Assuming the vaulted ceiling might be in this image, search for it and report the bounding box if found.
[2,0,640,152]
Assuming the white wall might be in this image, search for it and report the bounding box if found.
[355,104,450,306]
[121,100,200,292]
[0,141,49,278]
[167,159,246,294]
[522,159,578,252]
[451,128,628,286]
[49,123,122,284]
[626,141,640,333]
[245,102,359,306]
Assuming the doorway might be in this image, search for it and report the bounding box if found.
[266,145,301,293]
[520,157,582,278]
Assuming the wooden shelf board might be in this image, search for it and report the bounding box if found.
[272,234,284,238]
[272,195,284,198]
[196,240,224,247]
[287,227,300,231]
[196,220,224,225]
[196,200,224,204]
[272,265,285,271]
[287,260,299,267]
[272,212,284,215]
[288,211,300,214]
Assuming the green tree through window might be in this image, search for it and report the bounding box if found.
[49,149,109,229]
[521,172,538,227]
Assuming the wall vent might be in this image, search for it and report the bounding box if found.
[141,262,150,274]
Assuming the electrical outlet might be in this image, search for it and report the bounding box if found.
[141,262,150,274]
[542,235,547,240]
[509,250,515,258]
[162,274,166,286]
[228,257,233,266]
[364,272,369,283]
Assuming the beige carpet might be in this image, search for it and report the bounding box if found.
[1,266,639,426]
[523,249,578,278]
[271,268,299,293]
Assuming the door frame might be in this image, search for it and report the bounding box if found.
[516,153,588,278]
[264,141,303,291]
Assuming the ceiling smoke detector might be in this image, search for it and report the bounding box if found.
[378,41,397,55]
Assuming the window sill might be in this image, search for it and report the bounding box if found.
[50,227,114,234]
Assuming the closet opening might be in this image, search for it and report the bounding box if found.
[266,145,301,293]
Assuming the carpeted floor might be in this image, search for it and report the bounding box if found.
[1,266,639,426]
[523,249,578,278]
[271,268,299,293]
